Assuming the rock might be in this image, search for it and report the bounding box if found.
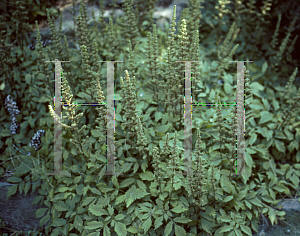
[0,175,50,233]
[254,197,300,236]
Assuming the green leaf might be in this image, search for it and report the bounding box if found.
[74,215,83,229]
[249,198,263,207]
[91,129,103,137]
[1,129,11,137]
[173,217,192,224]
[58,186,70,193]
[248,133,257,146]
[6,184,18,199]
[115,214,125,221]
[52,218,67,227]
[127,226,138,233]
[85,221,103,230]
[77,92,91,100]
[155,123,172,132]
[6,177,22,183]
[261,61,268,74]
[268,208,276,225]
[154,216,163,229]
[217,215,232,223]
[96,183,114,193]
[90,187,102,195]
[219,225,232,233]
[240,224,252,235]
[142,217,152,233]
[24,181,31,196]
[82,197,97,206]
[103,224,111,236]
[53,201,69,211]
[174,224,186,236]
[272,98,280,111]
[89,204,108,217]
[120,178,135,188]
[35,208,48,219]
[155,111,163,122]
[0,82,5,90]
[39,215,50,226]
[223,195,234,202]
[25,74,31,84]
[171,204,188,214]
[201,218,212,233]
[115,195,126,205]
[249,82,264,91]
[291,173,299,187]
[274,139,286,153]
[114,222,127,236]
[224,82,232,95]
[164,221,173,236]
[125,185,149,208]
[258,111,273,124]
[244,200,252,210]
[139,171,156,181]
[107,204,114,216]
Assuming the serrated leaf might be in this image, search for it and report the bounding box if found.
[155,123,171,132]
[125,185,149,208]
[114,221,127,236]
[171,204,188,214]
[115,214,125,221]
[259,111,273,124]
[223,195,234,202]
[120,178,135,188]
[268,208,276,225]
[7,176,23,183]
[53,201,69,211]
[39,214,50,226]
[142,217,152,233]
[173,217,192,224]
[107,204,114,216]
[291,173,299,187]
[90,187,102,195]
[249,198,263,207]
[244,200,252,209]
[175,224,186,236]
[89,204,108,216]
[96,183,114,193]
[77,92,91,100]
[127,226,139,233]
[240,224,252,235]
[274,139,286,153]
[139,171,156,181]
[103,225,111,236]
[164,221,173,236]
[35,208,48,219]
[219,225,232,233]
[154,216,163,229]
[217,215,231,222]
[6,184,18,199]
[155,111,163,122]
[115,195,126,205]
[201,218,212,233]
[24,181,31,196]
[85,221,103,230]
[52,218,67,227]
[74,215,83,229]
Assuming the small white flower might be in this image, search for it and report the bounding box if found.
[140,93,143,97]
